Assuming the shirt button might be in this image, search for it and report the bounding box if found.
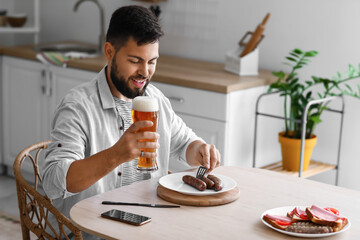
[119,126,124,130]
[117,172,122,176]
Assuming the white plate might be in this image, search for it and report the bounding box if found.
[261,206,351,238]
[158,172,237,196]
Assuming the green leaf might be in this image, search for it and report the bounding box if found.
[337,72,342,79]
[293,49,304,54]
[305,81,313,86]
[290,78,299,86]
[324,81,329,90]
[305,51,318,57]
[286,57,297,62]
[284,63,293,68]
[312,76,320,83]
[289,52,299,58]
[310,114,322,124]
[272,71,285,79]
[345,84,352,91]
[349,64,355,77]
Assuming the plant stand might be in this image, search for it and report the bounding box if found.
[253,91,345,185]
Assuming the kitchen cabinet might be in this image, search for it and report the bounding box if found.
[152,81,268,170]
[152,81,227,171]
[1,56,96,174]
[0,55,3,174]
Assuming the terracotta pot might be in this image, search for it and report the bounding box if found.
[278,131,317,171]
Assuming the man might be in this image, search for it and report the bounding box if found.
[42,5,220,239]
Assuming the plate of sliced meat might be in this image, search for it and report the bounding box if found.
[261,205,350,238]
[158,172,237,196]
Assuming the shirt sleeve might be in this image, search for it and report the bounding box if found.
[41,101,88,200]
[169,112,203,163]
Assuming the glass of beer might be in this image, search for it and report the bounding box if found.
[132,96,159,173]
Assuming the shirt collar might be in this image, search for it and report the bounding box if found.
[97,66,116,109]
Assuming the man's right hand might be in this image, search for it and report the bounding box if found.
[111,120,160,163]
[66,120,159,193]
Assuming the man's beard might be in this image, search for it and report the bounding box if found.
[110,59,149,99]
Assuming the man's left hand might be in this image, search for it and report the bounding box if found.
[186,140,221,172]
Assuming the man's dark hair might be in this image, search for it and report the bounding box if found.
[106,5,164,50]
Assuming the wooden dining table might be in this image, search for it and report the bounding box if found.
[70,166,360,239]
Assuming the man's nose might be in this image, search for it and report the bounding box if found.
[138,63,149,78]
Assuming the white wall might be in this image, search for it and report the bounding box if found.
[2,0,360,190]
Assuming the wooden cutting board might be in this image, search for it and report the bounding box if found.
[157,185,240,206]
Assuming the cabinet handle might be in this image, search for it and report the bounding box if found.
[41,69,52,97]
[168,96,185,103]
[48,71,53,97]
[41,69,46,95]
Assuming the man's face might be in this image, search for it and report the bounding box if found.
[108,37,159,99]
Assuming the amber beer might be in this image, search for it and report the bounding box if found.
[132,96,159,172]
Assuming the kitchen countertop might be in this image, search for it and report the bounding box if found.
[0,43,276,93]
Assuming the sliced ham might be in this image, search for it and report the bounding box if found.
[308,205,339,222]
[294,207,309,220]
[294,207,307,216]
[265,214,292,223]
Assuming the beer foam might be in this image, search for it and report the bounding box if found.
[132,96,159,112]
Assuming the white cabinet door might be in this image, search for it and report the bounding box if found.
[179,113,226,157]
[0,55,3,174]
[152,82,227,171]
[167,113,226,172]
[45,66,96,138]
[50,66,96,111]
[2,57,47,169]
[1,57,96,174]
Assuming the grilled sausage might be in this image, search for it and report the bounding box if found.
[286,222,333,233]
[201,176,215,189]
[207,174,223,191]
[182,175,206,191]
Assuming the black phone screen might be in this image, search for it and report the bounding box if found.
[101,209,152,226]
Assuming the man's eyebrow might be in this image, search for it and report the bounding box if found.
[128,55,158,61]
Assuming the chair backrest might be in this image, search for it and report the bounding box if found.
[13,141,83,240]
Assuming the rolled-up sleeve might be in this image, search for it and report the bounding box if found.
[169,112,203,163]
[42,102,87,200]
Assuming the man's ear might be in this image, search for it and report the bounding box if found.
[104,42,115,61]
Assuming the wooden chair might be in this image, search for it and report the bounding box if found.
[13,141,83,240]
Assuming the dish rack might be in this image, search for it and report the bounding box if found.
[252,91,345,185]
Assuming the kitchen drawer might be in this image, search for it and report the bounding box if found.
[152,82,227,121]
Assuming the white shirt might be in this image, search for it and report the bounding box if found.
[41,66,201,225]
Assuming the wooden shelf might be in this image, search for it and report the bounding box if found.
[0,27,40,33]
[0,0,40,44]
[261,160,336,178]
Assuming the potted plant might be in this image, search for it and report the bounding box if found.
[268,48,360,171]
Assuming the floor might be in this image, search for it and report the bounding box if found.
[0,174,19,217]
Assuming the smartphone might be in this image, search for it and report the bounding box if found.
[101,209,152,226]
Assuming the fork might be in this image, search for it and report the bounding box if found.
[196,166,208,179]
